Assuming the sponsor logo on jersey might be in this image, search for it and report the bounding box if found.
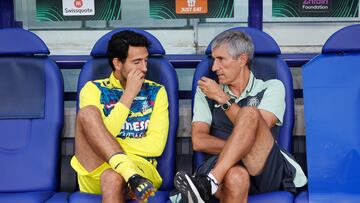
[118,120,150,139]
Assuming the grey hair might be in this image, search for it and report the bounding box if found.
[211,30,254,66]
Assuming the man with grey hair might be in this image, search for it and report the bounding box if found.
[172,30,306,203]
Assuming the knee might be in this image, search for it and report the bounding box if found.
[77,106,101,124]
[223,166,250,192]
[100,169,126,193]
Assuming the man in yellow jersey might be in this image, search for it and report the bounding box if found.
[71,30,169,203]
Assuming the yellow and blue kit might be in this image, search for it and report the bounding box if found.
[71,72,169,194]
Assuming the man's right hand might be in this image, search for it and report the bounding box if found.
[124,69,145,98]
[120,69,145,108]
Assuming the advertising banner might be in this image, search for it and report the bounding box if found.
[273,0,359,17]
[36,0,121,21]
[150,0,234,19]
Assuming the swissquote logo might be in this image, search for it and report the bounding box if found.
[74,0,83,8]
[176,0,208,14]
[62,0,95,16]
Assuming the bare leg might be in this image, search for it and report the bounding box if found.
[215,166,250,203]
[174,107,274,203]
[75,105,124,171]
[74,106,155,202]
[211,106,274,182]
[101,169,126,203]
[75,106,126,201]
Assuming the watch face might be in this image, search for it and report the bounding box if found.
[222,103,230,110]
[221,98,235,111]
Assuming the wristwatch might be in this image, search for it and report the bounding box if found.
[220,98,236,111]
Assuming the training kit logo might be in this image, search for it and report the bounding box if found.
[176,0,208,14]
[299,0,332,12]
[62,0,95,16]
[247,97,260,107]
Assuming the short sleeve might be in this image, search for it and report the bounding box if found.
[257,80,286,126]
[192,87,212,125]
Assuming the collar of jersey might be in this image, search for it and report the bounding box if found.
[222,71,255,102]
[109,72,124,89]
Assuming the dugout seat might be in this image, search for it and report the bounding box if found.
[300,24,360,203]
[68,28,179,203]
[0,28,67,202]
[191,27,295,203]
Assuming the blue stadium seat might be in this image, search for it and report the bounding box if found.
[302,24,360,202]
[191,27,295,203]
[68,28,179,203]
[0,28,68,202]
[295,191,308,203]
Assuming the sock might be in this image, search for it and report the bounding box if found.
[108,153,138,182]
[208,172,219,195]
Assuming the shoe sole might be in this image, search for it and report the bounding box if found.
[130,179,157,202]
[138,188,156,203]
[174,171,205,203]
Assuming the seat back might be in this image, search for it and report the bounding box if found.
[191,27,294,170]
[0,28,64,192]
[303,24,360,202]
[77,28,179,191]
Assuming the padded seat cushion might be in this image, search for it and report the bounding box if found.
[303,53,360,201]
[249,191,294,203]
[295,191,308,203]
[0,191,54,203]
[0,57,44,118]
[69,191,170,203]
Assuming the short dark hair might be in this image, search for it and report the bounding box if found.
[107,30,150,71]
